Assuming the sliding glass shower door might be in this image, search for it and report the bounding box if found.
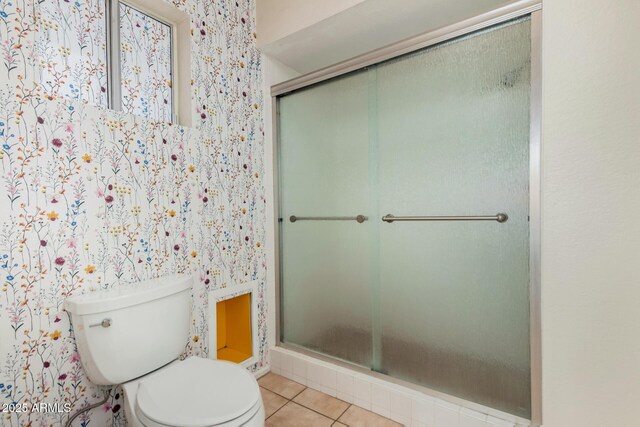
[279,70,374,367]
[375,19,531,416]
[278,17,533,418]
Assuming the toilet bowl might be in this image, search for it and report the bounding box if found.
[65,274,264,427]
[122,357,264,427]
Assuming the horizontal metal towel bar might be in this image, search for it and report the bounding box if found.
[382,213,508,223]
[289,215,367,223]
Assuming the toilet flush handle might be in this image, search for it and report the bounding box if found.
[89,318,112,328]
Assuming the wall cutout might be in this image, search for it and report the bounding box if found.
[209,281,260,368]
[217,293,253,363]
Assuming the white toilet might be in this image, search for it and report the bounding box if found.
[65,274,265,427]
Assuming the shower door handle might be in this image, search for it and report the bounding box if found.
[382,213,508,223]
[289,215,368,223]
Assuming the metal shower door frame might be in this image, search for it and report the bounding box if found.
[271,1,542,424]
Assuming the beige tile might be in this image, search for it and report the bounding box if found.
[332,422,348,426]
[293,388,350,420]
[261,387,288,418]
[266,402,334,427]
[259,372,306,399]
[338,405,404,427]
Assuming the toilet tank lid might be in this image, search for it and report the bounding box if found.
[65,274,192,315]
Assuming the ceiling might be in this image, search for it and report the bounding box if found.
[258,0,521,75]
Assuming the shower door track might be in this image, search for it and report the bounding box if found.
[271,0,542,424]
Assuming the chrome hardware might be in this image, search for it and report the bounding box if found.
[289,215,367,223]
[382,213,508,223]
[89,318,112,328]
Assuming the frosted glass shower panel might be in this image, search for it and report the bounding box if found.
[375,19,532,417]
[278,71,373,366]
[277,16,534,420]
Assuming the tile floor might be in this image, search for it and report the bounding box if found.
[259,372,403,426]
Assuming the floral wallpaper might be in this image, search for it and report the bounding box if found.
[120,3,173,122]
[0,0,266,426]
[36,0,109,107]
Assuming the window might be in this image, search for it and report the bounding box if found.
[37,0,191,125]
[37,0,109,106]
[117,2,173,122]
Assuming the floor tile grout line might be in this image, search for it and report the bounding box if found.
[264,399,289,422]
[264,388,294,422]
[289,386,308,401]
[266,383,351,423]
[286,399,340,422]
[263,375,397,425]
[262,380,309,422]
[263,397,399,426]
[335,403,352,423]
[267,399,337,424]
[290,390,352,421]
[259,382,307,400]
[261,383,295,421]
[264,390,395,426]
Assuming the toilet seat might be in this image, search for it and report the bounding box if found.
[137,398,263,427]
[134,357,261,427]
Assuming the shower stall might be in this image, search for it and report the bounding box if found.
[272,6,540,423]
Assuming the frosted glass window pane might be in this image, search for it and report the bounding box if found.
[279,70,372,367]
[375,19,531,418]
[120,3,172,122]
[37,0,109,106]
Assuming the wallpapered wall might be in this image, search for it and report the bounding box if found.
[0,0,266,425]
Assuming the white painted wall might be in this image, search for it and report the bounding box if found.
[257,0,515,73]
[256,0,365,48]
[540,1,640,426]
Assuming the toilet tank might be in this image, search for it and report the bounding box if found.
[65,274,192,385]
